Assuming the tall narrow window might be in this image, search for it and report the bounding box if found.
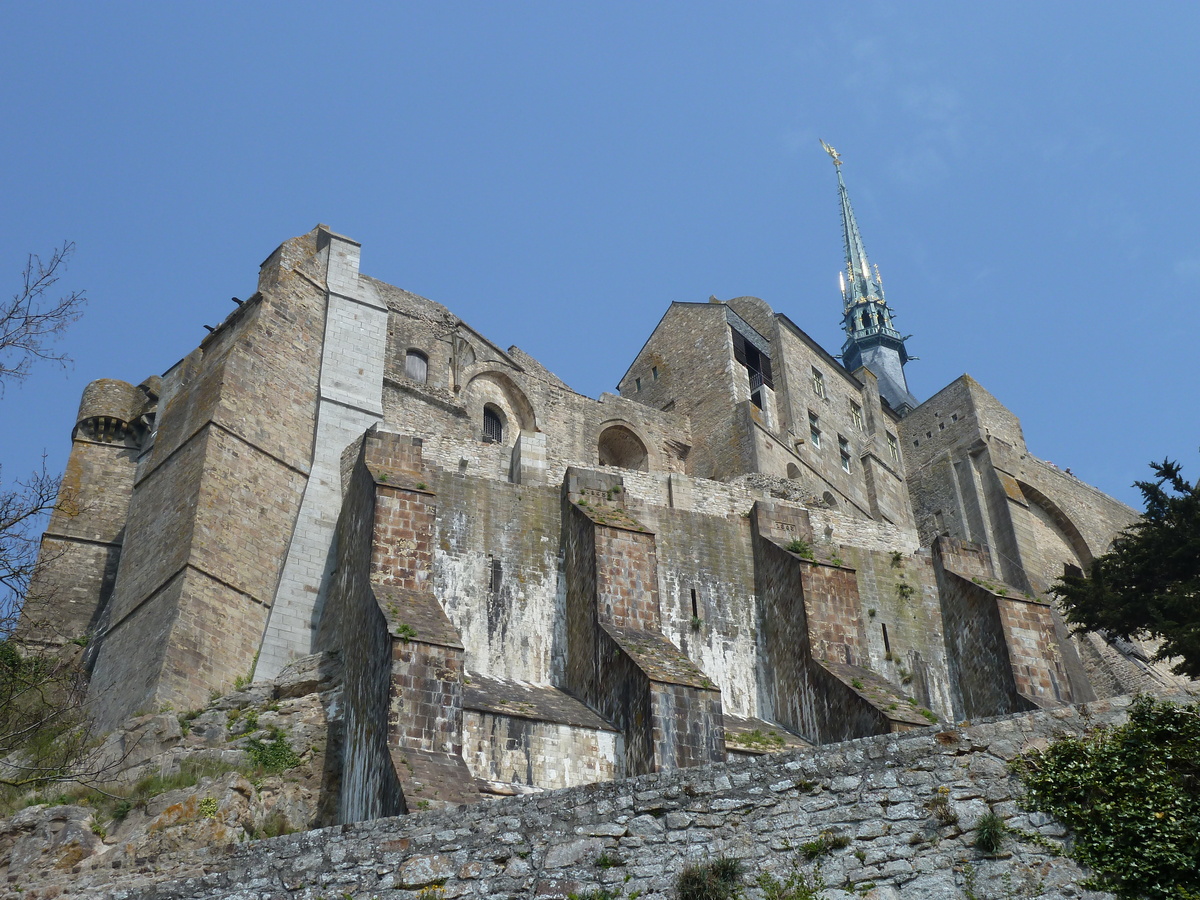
[838,435,852,473]
[811,367,827,399]
[405,349,428,383]
[808,411,822,449]
[652,366,659,380]
[850,401,863,431]
[482,405,504,443]
[887,432,900,464]
[488,557,503,594]
[635,377,642,392]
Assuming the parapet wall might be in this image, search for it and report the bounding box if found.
[56,692,1181,900]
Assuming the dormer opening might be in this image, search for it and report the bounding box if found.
[731,325,773,409]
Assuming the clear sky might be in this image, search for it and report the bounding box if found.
[2,3,1197,510]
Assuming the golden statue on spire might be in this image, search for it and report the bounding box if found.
[819,139,842,167]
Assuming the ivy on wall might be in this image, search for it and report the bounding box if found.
[1012,696,1200,899]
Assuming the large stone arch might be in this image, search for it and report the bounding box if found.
[462,370,538,442]
[1017,479,1094,589]
[597,422,650,472]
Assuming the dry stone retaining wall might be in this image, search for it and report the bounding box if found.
[47,693,1178,900]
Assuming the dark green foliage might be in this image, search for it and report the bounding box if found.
[1052,458,1200,677]
[1013,695,1200,899]
[677,857,744,900]
[245,729,301,772]
[973,811,1007,854]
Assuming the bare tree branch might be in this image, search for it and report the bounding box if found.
[0,244,106,793]
[1,242,86,391]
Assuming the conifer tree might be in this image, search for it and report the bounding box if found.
[1053,458,1200,677]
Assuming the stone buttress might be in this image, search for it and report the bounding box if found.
[84,228,334,729]
[562,468,725,775]
[320,430,479,819]
[752,500,934,742]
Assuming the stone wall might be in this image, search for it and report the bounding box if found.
[317,434,404,824]
[44,693,1182,900]
[619,302,743,481]
[259,227,389,681]
[934,539,1030,722]
[85,228,330,728]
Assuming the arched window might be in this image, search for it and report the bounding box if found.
[482,405,504,444]
[786,463,801,479]
[405,350,428,383]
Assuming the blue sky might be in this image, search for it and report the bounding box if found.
[2,3,1197,509]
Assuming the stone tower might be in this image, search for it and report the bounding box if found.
[823,142,919,416]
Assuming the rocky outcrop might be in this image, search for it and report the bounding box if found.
[0,653,342,896]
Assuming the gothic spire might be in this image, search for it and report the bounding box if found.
[820,141,919,415]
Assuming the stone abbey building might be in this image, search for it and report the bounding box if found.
[24,157,1176,821]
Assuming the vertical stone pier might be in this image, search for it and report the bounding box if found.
[562,468,725,775]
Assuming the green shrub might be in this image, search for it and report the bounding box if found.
[245,729,301,772]
[1013,695,1200,899]
[756,865,825,900]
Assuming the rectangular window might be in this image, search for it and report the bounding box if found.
[887,432,900,464]
[850,401,863,431]
[731,326,773,408]
[405,350,428,383]
[488,557,503,594]
[811,367,826,399]
[635,377,642,392]
[652,366,659,380]
[838,435,851,473]
[808,411,822,449]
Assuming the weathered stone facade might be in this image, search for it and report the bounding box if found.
[22,222,1188,826]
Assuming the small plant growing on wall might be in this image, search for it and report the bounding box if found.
[926,785,958,825]
[690,614,704,631]
[756,862,826,900]
[785,538,815,560]
[677,857,743,900]
[973,811,1007,855]
[800,830,850,860]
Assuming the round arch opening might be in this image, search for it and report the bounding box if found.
[598,424,649,472]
